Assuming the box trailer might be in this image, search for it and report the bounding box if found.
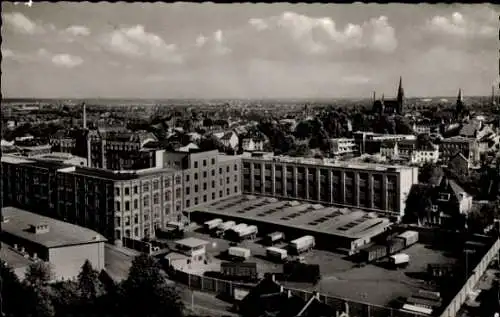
[214,221,236,237]
[360,244,387,262]
[265,232,285,245]
[221,262,258,281]
[228,247,251,260]
[266,247,288,261]
[397,230,419,247]
[389,253,410,268]
[289,236,315,254]
[204,218,223,231]
[226,224,249,240]
[238,225,258,240]
[387,238,405,255]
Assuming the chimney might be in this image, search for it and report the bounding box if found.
[82,102,87,129]
[287,290,292,298]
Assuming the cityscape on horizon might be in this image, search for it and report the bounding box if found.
[1,2,498,99]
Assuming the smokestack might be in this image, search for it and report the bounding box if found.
[82,102,87,129]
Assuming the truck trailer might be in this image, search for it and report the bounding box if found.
[389,253,410,268]
[228,247,251,261]
[397,230,419,247]
[214,221,236,237]
[238,225,258,241]
[289,236,315,254]
[204,218,223,231]
[266,247,288,262]
[264,232,285,245]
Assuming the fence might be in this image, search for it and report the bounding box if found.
[170,269,425,317]
[439,238,500,317]
[122,237,152,254]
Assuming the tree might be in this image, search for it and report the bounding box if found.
[25,261,54,286]
[78,260,105,302]
[120,254,184,317]
[419,163,443,184]
[0,261,26,316]
[23,285,56,317]
[50,281,80,317]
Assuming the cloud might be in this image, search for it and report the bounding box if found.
[194,30,231,56]
[342,75,371,84]
[64,25,91,37]
[100,25,183,64]
[239,12,397,56]
[3,12,44,35]
[2,48,15,58]
[425,10,497,38]
[51,54,84,68]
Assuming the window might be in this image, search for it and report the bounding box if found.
[186,187,190,195]
[211,158,215,165]
[143,195,150,207]
[124,187,130,195]
[115,201,121,211]
[144,213,150,222]
[226,188,230,195]
[234,164,238,171]
[186,175,190,182]
[211,170,215,176]
[203,171,207,178]
[175,176,181,185]
[195,185,199,193]
[165,191,171,201]
[226,177,230,184]
[153,180,159,191]
[219,190,223,198]
[194,161,198,168]
[115,187,120,196]
[175,188,181,199]
[133,186,138,194]
[133,199,138,209]
[176,204,181,212]
[164,178,170,187]
[226,166,230,173]
[125,201,130,211]
[194,197,199,205]
[212,192,215,200]
[219,168,222,174]
[203,195,207,202]
[134,227,139,237]
[211,181,215,188]
[234,175,238,182]
[125,216,131,226]
[153,193,159,205]
[186,200,190,208]
[203,160,207,167]
[194,173,198,180]
[234,186,238,193]
[115,230,121,240]
[220,179,223,186]
[134,214,139,224]
[165,205,170,215]
[203,183,207,190]
[115,217,121,227]
[143,183,149,192]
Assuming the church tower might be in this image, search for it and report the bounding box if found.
[456,89,465,117]
[396,76,404,114]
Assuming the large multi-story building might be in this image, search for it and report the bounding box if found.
[241,152,418,219]
[439,136,479,164]
[354,131,416,155]
[1,150,242,242]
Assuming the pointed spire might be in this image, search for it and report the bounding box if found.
[381,93,385,101]
[397,76,404,99]
[457,89,463,102]
[372,91,376,102]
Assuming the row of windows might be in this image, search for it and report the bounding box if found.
[115,188,182,211]
[114,176,182,196]
[185,186,238,208]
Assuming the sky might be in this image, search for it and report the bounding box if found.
[1,2,499,99]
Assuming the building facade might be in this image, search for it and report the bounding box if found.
[241,152,418,219]
[439,137,479,164]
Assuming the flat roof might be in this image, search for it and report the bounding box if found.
[60,166,178,181]
[191,195,391,240]
[1,207,107,248]
[217,154,242,162]
[175,237,209,248]
[241,152,415,172]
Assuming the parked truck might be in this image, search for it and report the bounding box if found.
[225,224,248,241]
[238,225,258,241]
[266,247,288,262]
[397,231,419,248]
[389,253,410,268]
[214,221,236,237]
[264,232,285,245]
[289,236,315,254]
[228,247,251,261]
[204,218,223,232]
[360,244,387,262]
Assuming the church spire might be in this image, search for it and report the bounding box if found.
[396,76,404,114]
[457,88,463,102]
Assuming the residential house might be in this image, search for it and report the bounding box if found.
[380,140,398,159]
[410,143,439,165]
[330,138,357,156]
[214,131,239,151]
[242,138,264,152]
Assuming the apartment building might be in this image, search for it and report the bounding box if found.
[439,137,479,164]
[330,138,357,156]
[1,150,241,242]
[354,131,416,155]
[241,152,418,219]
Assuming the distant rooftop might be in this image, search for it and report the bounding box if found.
[241,152,415,172]
[190,195,391,240]
[1,207,107,248]
[60,165,179,181]
[175,237,209,248]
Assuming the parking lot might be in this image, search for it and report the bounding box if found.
[183,225,458,307]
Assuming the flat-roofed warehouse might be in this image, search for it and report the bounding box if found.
[188,195,392,255]
[1,207,106,281]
